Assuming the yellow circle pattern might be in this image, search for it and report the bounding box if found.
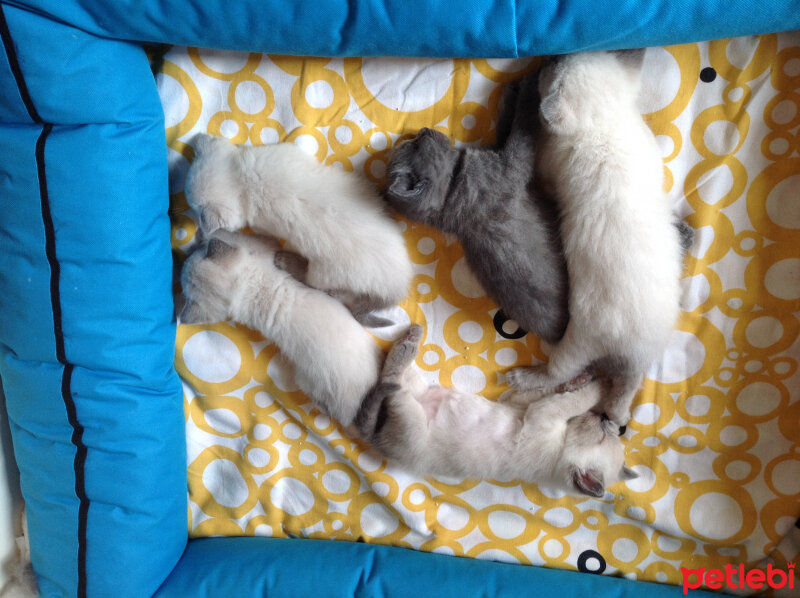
[159,35,800,591]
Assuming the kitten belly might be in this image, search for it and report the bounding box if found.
[417,386,449,421]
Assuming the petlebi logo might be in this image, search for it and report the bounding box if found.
[681,562,795,594]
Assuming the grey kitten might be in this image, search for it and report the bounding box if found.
[356,325,637,497]
[383,71,569,343]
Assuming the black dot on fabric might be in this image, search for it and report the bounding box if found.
[700,67,717,83]
[493,310,527,340]
[577,549,607,575]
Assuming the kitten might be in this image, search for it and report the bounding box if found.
[179,230,382,426]
[184,135,413,326]
[383,70,569,343]
[356,325,637,497]
[507,51,683,429]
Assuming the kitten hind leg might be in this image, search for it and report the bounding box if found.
[356,325,423,439]
[506,324,591,390]
[372,390,430,463]
[355,381,399,442]
[381,325,423,378]
[503,368,595,406]
[355,381,430,465]
[347,294,395,328]
[327,290,396,328]
[274,250,309,283]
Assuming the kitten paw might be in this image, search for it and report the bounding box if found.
[553,369,596,393]
[600,408,630,436]
[600,414,628,437]
[274,250,309,281]
[505,365,548,390]
[403,324,424,344]
[384,325,423,371]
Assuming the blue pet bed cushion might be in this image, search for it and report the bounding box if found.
[1,0,797,596]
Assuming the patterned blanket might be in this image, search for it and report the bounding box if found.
[158,33,800,593]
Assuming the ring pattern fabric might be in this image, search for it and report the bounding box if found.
[159,34,800,592]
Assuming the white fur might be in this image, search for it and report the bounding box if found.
[400,371,626,490]
[185,135,412,309]
[180,230,382,425]
[356,325,636,497]
[510,51,683,425]
[364,327,632,496]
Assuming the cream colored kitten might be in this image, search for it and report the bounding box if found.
[357,325,637,497]
[180,230,382,426]
[507,51,683,430]
[185,135,412,325]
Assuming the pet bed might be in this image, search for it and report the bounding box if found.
[163,36,800,594]
[0,1,798,597]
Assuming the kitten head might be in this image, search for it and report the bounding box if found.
[179,230,279,324]
[538,51,643,135]
[558,410,637,498]
[384,128,459,225]
[185,134,246,234]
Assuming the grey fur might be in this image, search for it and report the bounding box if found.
[329,290,396,328]
[355,325,423,441]
[274,250,309,281]
[611,48,646,72]
[675,219,695,253]
[384,71,569,343]
[274,250,395,328]
[493,79,521,147]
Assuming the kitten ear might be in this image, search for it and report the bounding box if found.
[192,133,222,156]
[199,206,230,234]
[621,466,639,481]
[570,467,605,498]
[388,172,426,200]
[205,237,236,261]
[612,48,645,74]
[180,299,215,325]
[540,88,577,134]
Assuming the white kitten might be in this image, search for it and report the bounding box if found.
[180,230,382,426]
[507,51,683,428]
[184,135,413,324]
[357,325,637,497]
